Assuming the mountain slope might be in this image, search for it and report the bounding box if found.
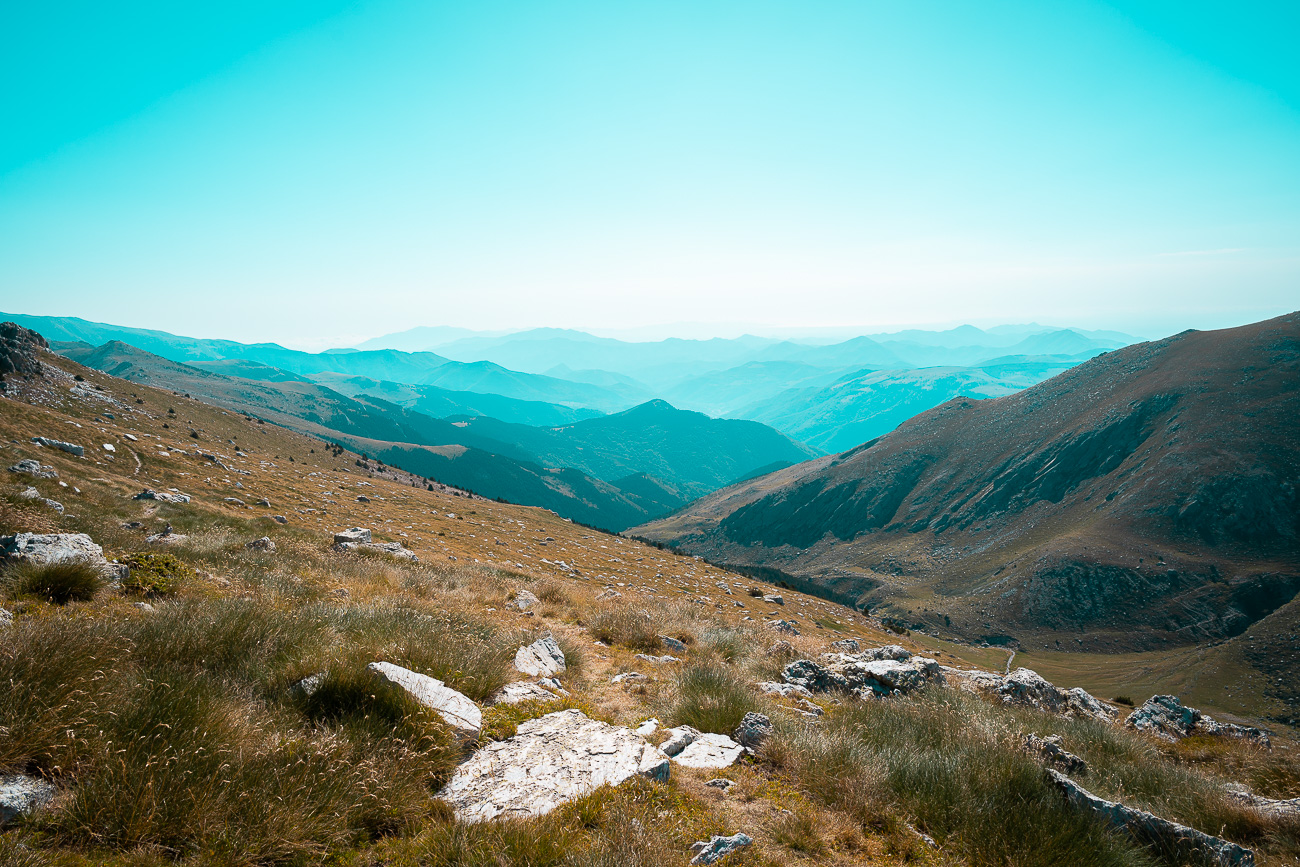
[55,341,680,529]
[636,312,1300,651]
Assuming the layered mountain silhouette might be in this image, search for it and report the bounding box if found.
[55,340,812,531]
[636,313,1300,651]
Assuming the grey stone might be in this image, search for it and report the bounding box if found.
[768,619,799,635]
[784,653,943,698]
[1126,695,1270,747]
[0,774,57,826]
[660,726,744,769]
[0,608,11,627]
[8,459,57,479]
[368,661,481,738]
[290,673,326,698]
[356,495,370,503]
[704,778,735,790]
[511,589,540,611]
[31,437,83,456]
[245,536,276,552]
[595,588,621,601]
[515,632,566,677]
[272,515,288,524]
[634,653,680,664]
[440,709,670,822]
[612,671,647,685]
[829,638,860,652]
[1025,733,1088,775]
[762,594,784,605]
[491,681,561,705]
[950,667,1116,723]
[757,680,813,698]
[133,488,190,504]
[334,527,372,546]
[659,634,688,653]
[1,532,115,577]
[690,832,753,865]
[733,712,773,750]
[1224,786,1300,819]
[1047,769,1254,866]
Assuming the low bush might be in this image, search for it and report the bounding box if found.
[669,662,757,735]
[587,606,661,652]
[118,551,192,596]
[7,558,103,604]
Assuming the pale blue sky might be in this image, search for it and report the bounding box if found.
[1,1,1296,348]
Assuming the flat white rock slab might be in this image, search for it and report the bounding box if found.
[514,633,566,676]
[441,709,670,823]
[368,661,481,737]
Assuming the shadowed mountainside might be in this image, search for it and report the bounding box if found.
[636,312,1300,662]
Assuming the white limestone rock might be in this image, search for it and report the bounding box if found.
[440,709,670,822]
[0,775,57,826]
[368,661,481,738]
[690,833,753,865]
[511,589,540,611]
[514,632,566,677]
[491,681,561,706]
[660,726,745,769]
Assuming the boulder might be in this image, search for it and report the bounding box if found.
[334,527,372,546]
[0,774,57,826]
[1047,769,1254,866]
[18,487,63,513]
[1,532,118,580]
[1024,733,1088,775]
[491,681,561,706]
[272,515,288,524]
[756,680,813,698]
[829,638,860,652]
[660,726,745,769]
[133,489,191,504]
[733,712,773,750]
[8,459,56,479]
[768,619,799,635]
[762,594,784,605]
[514,632,566,677]
[368,661,481,738]
[440,709,669,822]
[950,667,1116,723]
[290,673,327,698]
[511,589,540,611]
[245,537,276,552]
[783,653,943,698]
[1126,695,1269,747]
[659,635,688,653]
[690,833,753,865]
[31,437,83,456]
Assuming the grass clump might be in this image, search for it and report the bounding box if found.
[669,662,757,735]
[587,605,661,652]
[7,558,103,604]
[118,551,192,597]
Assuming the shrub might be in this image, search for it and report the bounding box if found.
[118,552,192,597]
[8,559,103,604]
[669,662,757,735]
[534,580,571,606]
[1113,695,1135,706]
[588,606,661,652]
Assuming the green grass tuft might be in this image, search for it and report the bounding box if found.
[7,558,103,605]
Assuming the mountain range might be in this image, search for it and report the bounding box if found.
[636,313,1300,669]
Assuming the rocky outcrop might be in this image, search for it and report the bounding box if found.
[768,619,799,635]
[510,589,540,611]
[733,712,773,750]
[8,459,57,479]
[368,661,481,739]
[0,322,49,379]
[1125,695,1270,747]
[1024,733,1087,775]
[1,532,122,581]
[659,726,745,769]
[31,437,83,456]
[334,528,371,546]
[690,833,752,865]
[134,489,191,504]
[514,632,566,677]
[1047,769,1254,866]
[332,528,417,560]
[490,681,561,705]
[0,774,56,826]
[19,486,63,513]
[440,709,670,822]
[1225,786,1300,819]
[783,649,943,698]
[949,667,1116,722]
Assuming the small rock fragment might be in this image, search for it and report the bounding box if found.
[690,833,752,865]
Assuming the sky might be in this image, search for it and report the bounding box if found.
[0,0,1297,349]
